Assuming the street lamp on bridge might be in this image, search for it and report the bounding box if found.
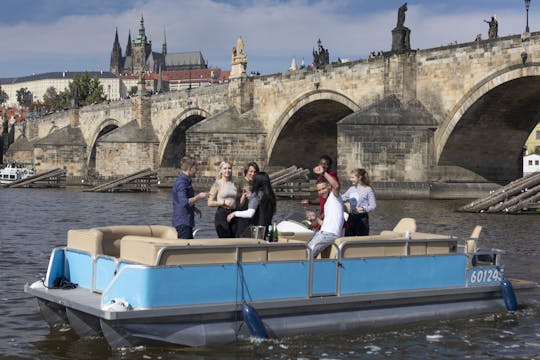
[525,0,531,33]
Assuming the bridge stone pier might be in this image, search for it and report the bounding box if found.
[6,32,540,195]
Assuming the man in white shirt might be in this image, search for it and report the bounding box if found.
[306,165,344,257]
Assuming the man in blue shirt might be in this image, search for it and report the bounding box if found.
[172,156,207,239]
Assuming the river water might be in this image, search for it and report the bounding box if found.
[2,188,540,359]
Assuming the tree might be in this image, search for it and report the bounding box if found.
[43,86,61,112]
[0,85,8,105]
[16,87,33,108]
[58,72,106,108]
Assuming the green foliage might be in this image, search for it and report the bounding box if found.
[57,72,106,108]
[42,87,62,112]
[0,85,8,104]
[16,87,33,108]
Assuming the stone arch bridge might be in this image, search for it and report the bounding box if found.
[7,32,540,188]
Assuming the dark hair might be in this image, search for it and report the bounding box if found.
[251,172,276,215]
[244,161,260,176]
[319,154,333,169]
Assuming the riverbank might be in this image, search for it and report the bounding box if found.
[62,175,501,200]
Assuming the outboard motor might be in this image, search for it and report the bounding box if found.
[499,268,518,311]
[242,302,267,338]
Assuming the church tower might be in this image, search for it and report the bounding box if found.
[132,14,152,74]
[162,30,167,55]
[110,28,123,75]
[125,30,132,57]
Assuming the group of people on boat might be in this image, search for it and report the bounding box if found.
[171,154,376,257]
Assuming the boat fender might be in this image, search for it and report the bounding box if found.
[500,269,518,311]
[102,298,132,311]
[242,303,267,338]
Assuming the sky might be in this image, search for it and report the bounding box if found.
[0,0,534,78]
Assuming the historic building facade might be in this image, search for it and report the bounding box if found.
[110,15,208,75]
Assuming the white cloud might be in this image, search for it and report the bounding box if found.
[0,0,529,77]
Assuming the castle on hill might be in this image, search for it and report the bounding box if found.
[110,15,208,75]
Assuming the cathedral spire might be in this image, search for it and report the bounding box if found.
[110,27,123,75]
[125,30,132,57]
[162,29,167,55]
[136,14,148,44]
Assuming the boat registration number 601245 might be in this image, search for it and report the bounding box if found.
[468,268,502,285]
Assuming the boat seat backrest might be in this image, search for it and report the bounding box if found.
[329,231,456,259]
[330,234,403,259]
[67,225,177,257]
[392,217,417,233]
[119,236,308,265]
[467,225,482,253]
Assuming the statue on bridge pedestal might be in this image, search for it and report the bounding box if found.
[230,36,248,78]
[396,2,407,28]
[391,3,411,53]
[312,39,330,69]
[484,15,498,39]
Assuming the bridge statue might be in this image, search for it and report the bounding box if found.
[397,2,407,28]
[484,15,498,39]
[391,3,411,53]
[230,36,248,78]
[312,39,330,69]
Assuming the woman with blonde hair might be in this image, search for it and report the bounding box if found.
[208,161,239,238]
[342,168,376,236]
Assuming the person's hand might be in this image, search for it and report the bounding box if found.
[198,192,208,200]
[313,165,324,175]
[305,210,317,222]
[194,207,202,218]
[226,212,235,223]
[356,206,365,213]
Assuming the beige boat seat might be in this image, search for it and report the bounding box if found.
[67,225,178,257]
[329,234,405,259]
[467,225,482,253]
[120,237,266,265]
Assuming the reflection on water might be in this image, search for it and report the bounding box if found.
[2,188,540,359]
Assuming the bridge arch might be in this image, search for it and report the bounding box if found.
[267,90,359,169]
[159,107,210,168]
[436,63,540,181]
[86,118,119,175]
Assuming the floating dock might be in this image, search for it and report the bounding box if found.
[458,172,540,214]
[84,168,158,193]
[269,166,311,198]
[2,168,66,188]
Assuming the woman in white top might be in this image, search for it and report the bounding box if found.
[208,161,239,238]
[341,168,376,236]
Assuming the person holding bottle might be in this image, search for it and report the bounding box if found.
[226,172,276,239]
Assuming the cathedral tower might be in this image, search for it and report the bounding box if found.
[110,28,123,75]
[132,15,152,74]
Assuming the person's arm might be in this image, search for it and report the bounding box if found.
[232,208,256,219]
[207,182,223,207]
[227,193,259,222]
[189,192,207,206]
[363,187,377,212]
[313,165,340,196]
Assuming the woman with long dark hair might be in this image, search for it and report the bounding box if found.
[226,171,276,237]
